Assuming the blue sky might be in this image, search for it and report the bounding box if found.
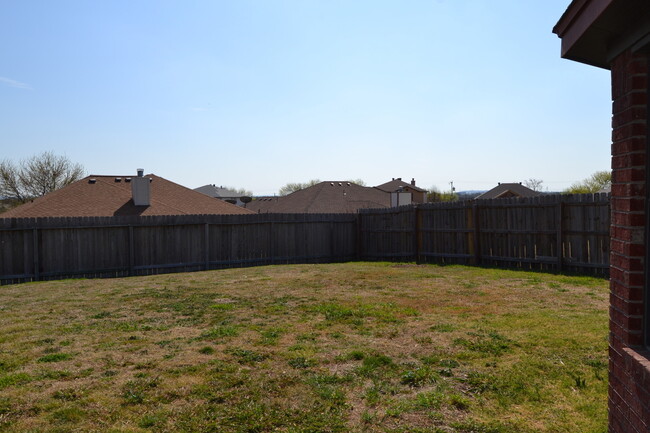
[1,0,611,195]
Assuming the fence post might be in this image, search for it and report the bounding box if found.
[557,200,564,271]
[473,203,481,266]
[414,206,420,263]
[356,213,363,260]
[204,223,210,270]
[128,225,135,276]
[32,228,39,281]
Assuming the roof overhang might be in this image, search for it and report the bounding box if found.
[553,0,650,69]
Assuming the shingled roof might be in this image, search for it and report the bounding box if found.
[375,178,426,193]
[247,181,391,214]
[474,183,541,200]
[0,174,252,218]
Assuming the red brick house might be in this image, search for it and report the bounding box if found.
[554,1,650,431]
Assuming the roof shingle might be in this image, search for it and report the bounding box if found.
[0,174,252,218]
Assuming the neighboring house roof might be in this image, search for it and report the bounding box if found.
[0,174,252,218]
[247,181,391,214]
[194,184,243,198]
[474,183,542,200]
[375,178,427,193]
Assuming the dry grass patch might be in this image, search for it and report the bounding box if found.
[0,263,608,432]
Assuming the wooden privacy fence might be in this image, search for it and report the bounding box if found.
[0,194,610,284]
[0,213,357,284]
[359,193,610,275]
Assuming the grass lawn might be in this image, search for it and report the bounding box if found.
[0,263,608,433]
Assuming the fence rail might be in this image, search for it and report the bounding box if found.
[0,194,610,284]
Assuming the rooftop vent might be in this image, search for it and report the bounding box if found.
[125,177,132,182]
[330,182,334,186]
[137,168,144,177]
[88,178,96,184]
[114,177,122,182]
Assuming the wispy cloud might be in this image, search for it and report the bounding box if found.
[0,76,32,90]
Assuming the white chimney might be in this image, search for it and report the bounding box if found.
[131,168,150,206]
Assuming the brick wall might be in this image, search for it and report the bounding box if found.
[609,48,650,433]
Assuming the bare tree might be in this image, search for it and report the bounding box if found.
[278,179,321,196]
[0,152,84,203]
[523,178,544,192]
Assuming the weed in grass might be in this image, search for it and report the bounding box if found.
[401,366,438,387]
[156,340,173,347]
[439,368,453,377]
[349,350,365,360]
[121,377,159,405]
[455,330,513,356]
[307,373,355,386]
[52,388,82,401]
[357,353,394,377]
[572,374,588,389]
[413,335,433,344]
[464,371,496,394]
[91,311,111,319]
[414,390,444,410]
[439,359,460,368]
[430,323,456,332]
[258,327,284,345]
[50,406,85,423]
[37,353,72,363]
[198,346,215,355]
[210,303,235,312]
[296,333,318,342]
[311,382,347,405]
[38,369,71,380]
[0,372,31,389]
[200,324,239,340]
[138,412,167,428]
[449,393,471,410]
[227,348,268,364]
[288,356,316,369]
[361,410,377,424]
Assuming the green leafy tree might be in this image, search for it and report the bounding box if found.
[427,186,458,202]
[564,171,611,194]
[0,151,84,204]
